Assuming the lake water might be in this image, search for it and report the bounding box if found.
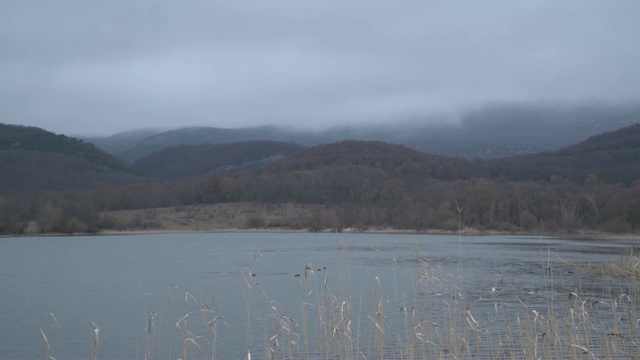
[0,232,637,359]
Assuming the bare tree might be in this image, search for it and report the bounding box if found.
[584,192,600,230]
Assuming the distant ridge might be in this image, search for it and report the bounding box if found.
[257,121,640,186]
[485,122,640,184]
[131,140,306,179]
[83,128,164,155]
[564,123,640,153]
[2,121,640,234]
[130,121,640,186]
[3,117,640,196]
[86,102,640,162]
[115,126,324,163]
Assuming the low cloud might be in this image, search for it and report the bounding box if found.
[1,1,639,135]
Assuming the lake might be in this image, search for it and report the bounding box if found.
[0,232,637,359]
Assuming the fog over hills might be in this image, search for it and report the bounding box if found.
[86,128,165,155]
[5,2,640,138]
[86,101,640,162]
[5,100,637,196]
[104,126,325,163]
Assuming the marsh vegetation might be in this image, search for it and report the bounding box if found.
[2,233,639,359]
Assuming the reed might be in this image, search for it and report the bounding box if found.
[590,255,640,278]
[40,247,640,360]
[39,313,60,360]
[91,322,99,360]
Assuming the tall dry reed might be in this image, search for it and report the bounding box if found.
[40,242,640,360]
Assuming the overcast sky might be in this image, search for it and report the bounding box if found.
[2,1,639,136]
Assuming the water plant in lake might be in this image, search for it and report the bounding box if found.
[40,250,640,359]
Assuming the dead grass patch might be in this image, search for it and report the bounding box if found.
[589,255,640,278]
[102,202,338,232]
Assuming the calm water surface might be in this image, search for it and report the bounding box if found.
[0,232,636,359]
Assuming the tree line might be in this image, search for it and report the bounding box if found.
[1,169,639,235]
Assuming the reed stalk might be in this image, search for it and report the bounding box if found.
[39,246,640,360]
[91,322,99,360]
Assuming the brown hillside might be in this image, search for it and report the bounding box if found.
[486,122,640,184]
[266,140,471,180]
[131,141,306,179]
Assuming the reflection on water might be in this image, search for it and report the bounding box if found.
[0,233,638,359]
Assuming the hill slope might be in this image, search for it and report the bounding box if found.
[1,124,135,173]
[243,123,640,206]
[486,123,640,184]
[131,141,306,179]
[229,141,474,204]
[83,128,164,154]
[0,124,142,194]
[115,126,325,162]
[88,102,640,161]
[266,140,471,180]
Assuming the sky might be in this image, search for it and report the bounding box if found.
[1,1,640,136]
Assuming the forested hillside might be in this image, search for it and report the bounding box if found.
[131,141,306,179]
[87,102,640,161]
[265,140,468,179]
[83,128,163,155]
[115,126,324,162]
[0,124,134,173]
[483,123,640,184]
[0,124,142,195]
[1,123,640,235]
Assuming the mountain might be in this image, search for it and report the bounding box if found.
[83,128,164,154]
[0,124,142,194]
[122,118,640,194]
[114,126,326,163]
[327,102,640,158]
[253,121,640,191]
[265,140,470,180]
[87,101,640,162]
[484,123,640,184]
[3,122,640,234]
[131,140,306,179]
[228,140,474,204]
[564,122,640,153]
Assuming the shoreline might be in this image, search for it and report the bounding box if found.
[3,202,638,241]
[5,226,639,242]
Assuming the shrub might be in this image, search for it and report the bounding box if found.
[245,216,265,229]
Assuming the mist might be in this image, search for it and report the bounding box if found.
[2,1,640,136]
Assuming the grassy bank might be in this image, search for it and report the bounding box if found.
[93,202,640,240]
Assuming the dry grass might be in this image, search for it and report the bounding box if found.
[102,202,337,232]
[41,244,640,360]
[589,255,640,278]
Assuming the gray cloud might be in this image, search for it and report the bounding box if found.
[1,0,639,135]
